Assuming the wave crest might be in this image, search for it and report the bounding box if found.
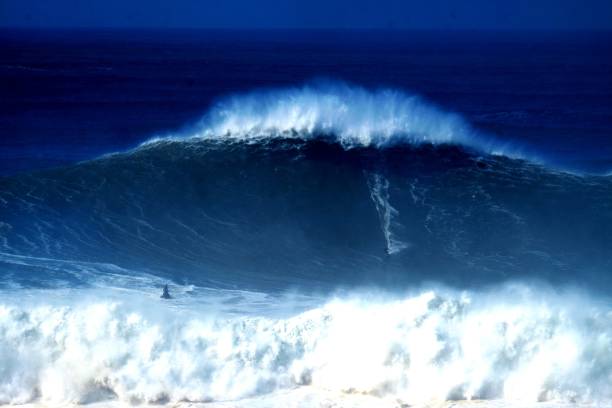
[167,81,514,156]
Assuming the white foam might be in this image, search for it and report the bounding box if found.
[366,172,409,254]
[0,285,610,406]
[146,81,519,157]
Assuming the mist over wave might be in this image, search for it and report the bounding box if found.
[151,81,521,159]
[1,285,610,406]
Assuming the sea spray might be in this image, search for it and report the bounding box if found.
[1,285,610,405]
[145,81,519,158]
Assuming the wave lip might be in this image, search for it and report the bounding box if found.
[176,81,514,156]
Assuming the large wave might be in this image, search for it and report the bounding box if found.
[150,81,519,158]
[2,137,611,293]
[1,81,612,407]
[1,286,610,406]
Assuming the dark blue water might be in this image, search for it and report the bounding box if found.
[2,29,612,290]
[2,29,612,174]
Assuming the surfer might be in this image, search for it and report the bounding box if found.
[160,284,172,299]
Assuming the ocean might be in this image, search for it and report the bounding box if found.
[1,29,612,407]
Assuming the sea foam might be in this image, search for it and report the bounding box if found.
[0,286,610,406]
[148,81,519,157]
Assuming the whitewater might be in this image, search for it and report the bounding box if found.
[2,82,612,407]
[2,285,611,406]
[147,81,523,159]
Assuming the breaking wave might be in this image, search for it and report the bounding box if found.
[1,286,611,405]
[2,80,611,407]
[150,81,520,158]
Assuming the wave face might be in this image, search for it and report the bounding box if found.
[170,81,516,156]
[1,287,611,405]
[1,138,611,292]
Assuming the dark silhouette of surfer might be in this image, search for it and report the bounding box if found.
[160,284,172,299]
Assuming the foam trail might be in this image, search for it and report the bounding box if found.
[155,81,516,156]
[366,172,408,255]
[0,286,611,406]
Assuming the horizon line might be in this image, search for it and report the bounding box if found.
[1,26,612,33]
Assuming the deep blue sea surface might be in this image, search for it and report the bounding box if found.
[1,29,612,406]
[2,29,612,174]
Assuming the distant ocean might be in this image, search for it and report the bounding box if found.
[1,29,612,407]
